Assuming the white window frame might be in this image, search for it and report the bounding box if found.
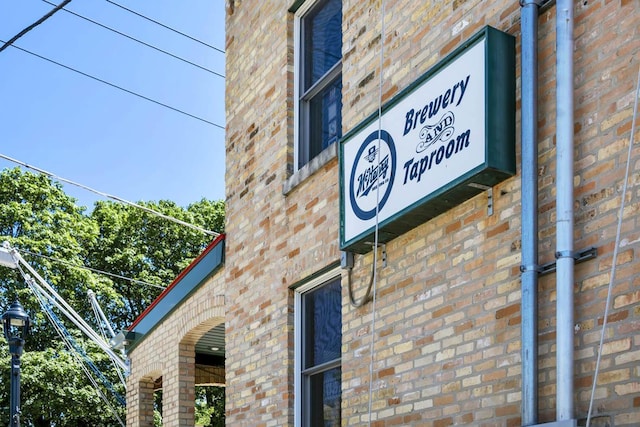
[293,0,342,172]
[294,266,342,427]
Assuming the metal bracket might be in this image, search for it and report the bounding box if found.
[468,183,493,216]
[362,242,388,268]
[538,246,598,276]
[519,0,545,7]
[555,250,578,259]
[530,421,576,427]
[520,264,542,273]
[519,0,556,14]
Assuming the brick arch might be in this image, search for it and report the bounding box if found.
[132,368,163,427]
[138,363,164,382]
[159,294,225,427]
[175,294,226,387]
[177,294,225,345]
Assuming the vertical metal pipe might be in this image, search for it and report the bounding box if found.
[520,1,540,424]
[555,0,575,421]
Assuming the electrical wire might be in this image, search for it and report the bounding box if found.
[26,278,126,426]
[0,153,220,237]
[12,245,130,411]
[0,0,72,53]
[348,262,374,307]
[366,1,386,425]
[14,258,127,368]
[88,291,128,388]
[585,62,640,427]
[19,248,166,290]
[105,0,225,54]
[343,0,387,422]
[0,40,225,130]
[40,0,225,79]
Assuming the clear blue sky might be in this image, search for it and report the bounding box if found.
[0,0,226,210]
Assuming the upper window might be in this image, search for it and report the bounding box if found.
[296,0,343,170]
[295,275,342,426]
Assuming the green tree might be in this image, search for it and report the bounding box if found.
[0,167,225,426]
[195,386,225,427]
[0,168,123,426]
[0,168,99,350]
[0,336,125,426]
[87,198,224,330]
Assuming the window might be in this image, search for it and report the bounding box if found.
[295,0,343,170]
[295,275,342,426]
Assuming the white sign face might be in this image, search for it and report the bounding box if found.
[342,38,487,245]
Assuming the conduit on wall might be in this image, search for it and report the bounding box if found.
[519,0,541,425]
[521,1,579,424]
[555,0,575,422]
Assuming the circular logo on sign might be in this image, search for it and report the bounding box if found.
[349,130,396,220]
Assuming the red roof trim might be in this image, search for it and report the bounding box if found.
[127,233,225,330]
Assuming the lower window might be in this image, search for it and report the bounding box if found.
[296,276,342,426]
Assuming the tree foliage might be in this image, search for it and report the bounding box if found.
[0,336,125,426]
[0,168,99,351]
[195,386,225,427]
[0,167,225,426]
[87,198,223,330]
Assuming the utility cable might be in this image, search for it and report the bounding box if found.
[88,290,117,339]
[342,0,387,421]
[19,248,166,290]
[0,0,72,53]
[105,0,225,54]
[0,40,225,130]
[366,1,386,425]
[27,280,126,426]
[0,153,221,237]
[89,290,128,387]
[586,62,640,427]
[348,262,374,307]
[40,0,225,79]
[14,258,127,370]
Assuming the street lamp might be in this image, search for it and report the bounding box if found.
[2,300,30,427]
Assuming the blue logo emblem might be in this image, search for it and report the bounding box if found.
[349,130,396,220]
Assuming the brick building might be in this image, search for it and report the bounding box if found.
[124,0,640,426]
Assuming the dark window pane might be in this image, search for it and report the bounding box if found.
[304,279,342,368]
[308,367,341,426]
[308,77,342,161]
[304,0,342,90]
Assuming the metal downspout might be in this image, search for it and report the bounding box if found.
[520,1,540,425]
[555,0,575,422]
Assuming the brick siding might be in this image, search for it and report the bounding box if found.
[130,0,640,425]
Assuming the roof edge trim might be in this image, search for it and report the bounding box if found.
[128,233,225,331]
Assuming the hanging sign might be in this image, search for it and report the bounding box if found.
[340,26,516,253]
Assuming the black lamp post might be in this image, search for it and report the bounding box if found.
[2,300,30,427]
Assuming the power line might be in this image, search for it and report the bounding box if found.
[585,62,640,427]
[0,40,225,130]
[41,0,225,79]
[19,248,167,290]
[0,153,221,238]
[0,0,73,53]
[105,0,225,55]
